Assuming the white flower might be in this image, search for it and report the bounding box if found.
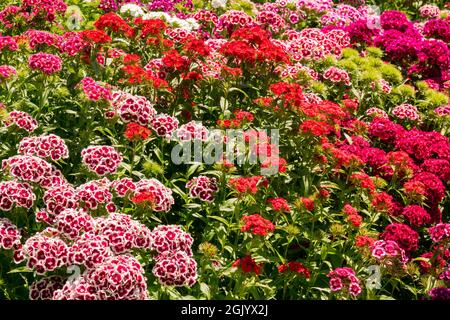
[142,12,171,21]
[211,0,227,9]
[120,4,145,18]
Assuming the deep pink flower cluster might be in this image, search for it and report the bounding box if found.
[153,250,198,287]
[6,110,38,132]
[29,276,64,300]
[54,255,148,300]
[429,223,450,243]
[381,223,419,253]
[0,35,18,51]
[16,229,68,274]
[409,172,445,206]
[392,104,420,121]
[21,0,67,23]
[58,32,88,56]
[150,225,194,256]
[401,205,431,227]
[43,184,77,216]
[93,213,152,254]
[18,134,69,161]
[81,145,122,176]
[186,176,218,202]
[113,91,156,126]
[133,179,174,212]
[78,77,112,102]
[2,155,53,184]
[75,178,114,211]
[0,65,16,79]
[176,120,209,141]
[151,114,179,139]
[28,53,62,75]
[423,19,450,43]
[0,218,21,250]
[323,66,351,85]
[0,180,35,211]
[435,105,450,117]
[111,177,136,197]
[54,209,95,240]
[327,267,362,297]
[25,30,58,49]
[371,240,408,268]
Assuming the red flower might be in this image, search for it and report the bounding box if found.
[267,197,290,212]
[131,191,156,206]
[134,18,166,38]
[94,13,134,38]
[81,30,111,44]
[162,49,189,71]
[124,123,151,141]
[278,261,310,278]
[229,176,268,194]
[300,197,315,212]
[233,255,262,275]
[241,214,275,236]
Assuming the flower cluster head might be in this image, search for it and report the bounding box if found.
[17,229,68,274]
[371,240,408,270]
[54,209,94,240]
[21,0,67,23]
[18,134,69,161]
[68,231,111,269]
[401,205,431,228]
[81,146,122,176]
[113,91,156,126]
[343,203,363,227]
[232,255,263,275]
[327,267,362,297]
[429,224,450,243]
[75,178,114,211]
[186,176,218,202]
[111,177,136,197]
[6,111,38,132]
[229,176,268,194]
[78,77,112,102]
[150,225,194,256]
[54,255,148,300]
[419,5,440,18]
[43,184,77,216]
[124,122,151,141]
[28,53,62,75]
[366,108,388,119]
[267,197,290,212]
[153,250,198,287]
[151,114,179,139]
[428,287,450,300]
[0,180,35,211]
[176,121,209,141]
[29,276,65,300]
[2,155,53,184]
[93,213,152,254]
[133,179,174,212]
[392,104,420,121]
[0,65,16,80]
[381,223,419,253]
[278,261,311,278]
[0,218,21,250]
[241,214,275,236]
[323,66,351,85]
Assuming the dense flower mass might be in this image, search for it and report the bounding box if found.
[1,0,450,302]
[81,146,123,176]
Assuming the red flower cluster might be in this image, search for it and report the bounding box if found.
[241,214,275,236]
[229,176,268,194]
[267,197,290,212]
[233,255,263,275]
[94,13,134,38]
[278,261,311,278]
[124,122,151,141]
